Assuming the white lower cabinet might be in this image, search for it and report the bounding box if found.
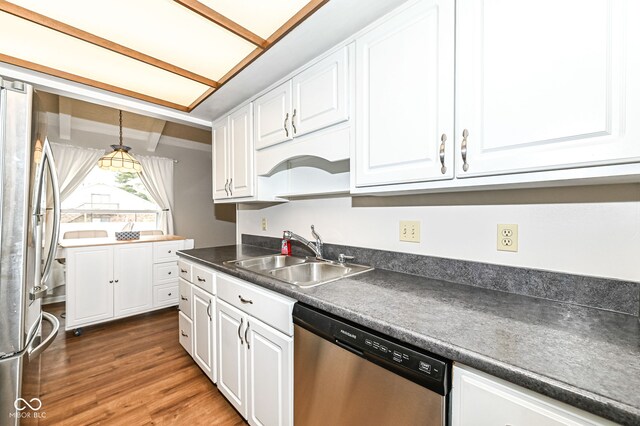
[216,272,295,426]
[192,286,216,382]
[452,364,616,426]
[66,243,152,330]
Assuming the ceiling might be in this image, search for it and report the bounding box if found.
[0,0,408,127]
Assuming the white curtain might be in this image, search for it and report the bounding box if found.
[137,155,175,235]
[51,142,104,201]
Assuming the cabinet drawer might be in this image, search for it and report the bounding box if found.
[217,272,295,336]
[153,282,178,308]
[154,241,183,263]
[178,259,193,282]
[154,262,179,285]
[179,278,193,319]
[193,264,215,294]
[178,311,193,356]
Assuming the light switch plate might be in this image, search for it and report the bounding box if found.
[400,221,420,243]
[497,224,518,252]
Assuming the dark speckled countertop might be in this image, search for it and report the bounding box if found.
[178,245,640,425]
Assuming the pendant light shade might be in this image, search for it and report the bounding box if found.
[98,110,142,172]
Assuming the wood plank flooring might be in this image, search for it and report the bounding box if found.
[40,303,245,426]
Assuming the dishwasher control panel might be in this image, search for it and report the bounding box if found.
[335,323,446,383]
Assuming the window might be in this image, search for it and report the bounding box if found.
[61,166,160,237]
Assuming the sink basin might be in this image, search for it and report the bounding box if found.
[225,254,373,287]
[225,254,306,272]
[268,261,372,288]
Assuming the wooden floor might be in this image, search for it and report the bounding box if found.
[40,303,245,426]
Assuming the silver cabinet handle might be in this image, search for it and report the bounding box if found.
[224,179,229,196]
[292,109,297,134]
[109,280,114,284]
[245,321,250,350]
[207,300,212,319]
[238,295,253,304]
[284,112,289,137]
[180,268,187,273]
[197,276,205,282]
[229,178,232,196]
[461,129,469,172]
[168,271,172,275]
[168,250,172,254]
[439,133,447,174]
[114,279,119,283]
[180,295,187,301]
[238,318,244,345]
[168,292,172,296]
[181,330,188,337]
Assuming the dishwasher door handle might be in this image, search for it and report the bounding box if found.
[334,339,364,357]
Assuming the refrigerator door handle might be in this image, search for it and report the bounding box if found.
[30,139,61,300]
[28,312,59,361]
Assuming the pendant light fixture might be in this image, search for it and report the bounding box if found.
[98,110,142,172]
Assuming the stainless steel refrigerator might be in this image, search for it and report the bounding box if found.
[0,77,61,425]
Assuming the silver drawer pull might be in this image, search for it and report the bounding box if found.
[238,295,253,304]
[180,268,187,273]
[168,271,172,275]
[238,318,244,345]
[180,296,188,301]
[168,292,172,296]
[197,276,206,282]
[181,330,188,337]
[439,133,447,174]
[168,250,172,253]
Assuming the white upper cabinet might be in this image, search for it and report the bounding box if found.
[229,104,255,198]
[212,103,255,201]
[212,117,229,200]
[354,0,455,187]
[455,0,640,178]
[255,45,351,152]
[291,47,349,138]
[255,81,293,150]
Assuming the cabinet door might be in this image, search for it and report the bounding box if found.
[212,117,230,200]
[355,0,455,187]
[192,287,215,382]
[254,81,293,149]
[247,318,293,426]
[217,300,247,418]
[452,365,616,426]
[229,104,255,198]
[65,246,113,327]
[113,243,153,318]
[455,0,639,177]
[292,46,349,138]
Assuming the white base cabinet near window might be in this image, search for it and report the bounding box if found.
[451,364,617,426]
[66,243,152,330]
[216,272,295,426]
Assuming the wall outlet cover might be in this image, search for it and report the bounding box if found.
[261,218,268,231]
[400,220,420,243]
[497,224,518,252]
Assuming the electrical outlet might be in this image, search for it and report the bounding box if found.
[261,218,267,231]
[497,224,518,252]
[399,221,420,243]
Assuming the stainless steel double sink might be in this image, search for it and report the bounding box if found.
[224,254,373,288]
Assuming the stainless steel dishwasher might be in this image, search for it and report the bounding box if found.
[293,303,450,426]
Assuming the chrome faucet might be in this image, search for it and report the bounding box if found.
[283,225,323,259]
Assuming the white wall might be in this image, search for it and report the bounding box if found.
[237,184,640,282]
